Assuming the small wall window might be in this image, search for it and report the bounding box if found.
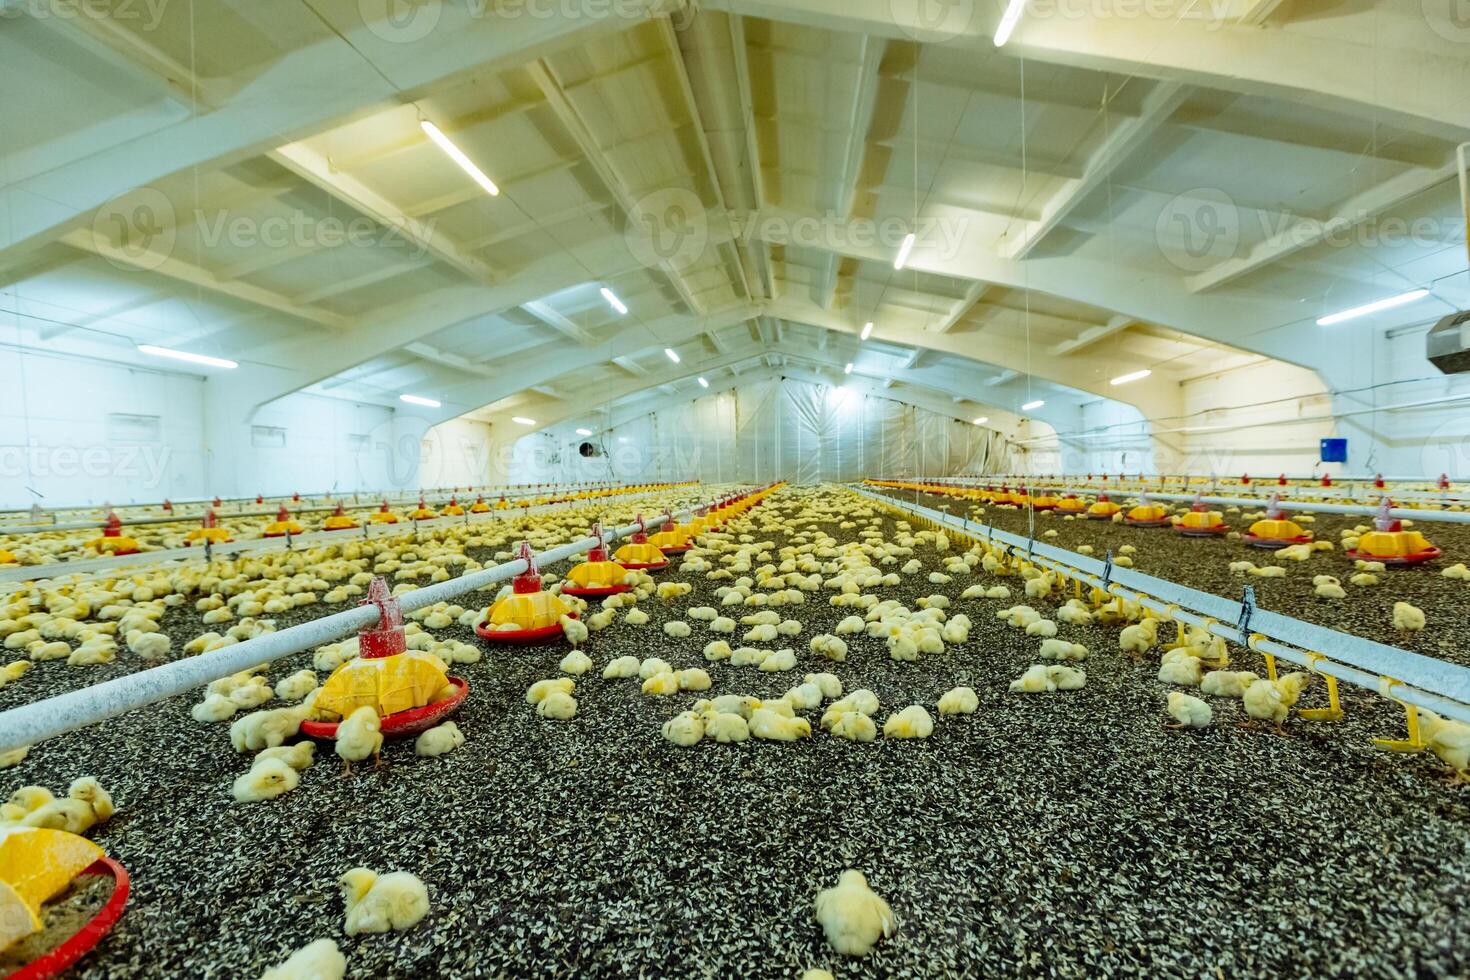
[251,425,287,449]
[106,413,161,444]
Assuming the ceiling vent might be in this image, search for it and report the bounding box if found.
[1427,310,1470,374]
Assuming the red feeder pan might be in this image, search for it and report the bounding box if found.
[9,857,130,980]
[561,525,634,599]
[473,614,576,645]
[300,676,470,740]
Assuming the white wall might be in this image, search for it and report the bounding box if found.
[1172,359,1334,476]
[1,346,205,508]
[419,416,496,491]
[484,378,1024,485]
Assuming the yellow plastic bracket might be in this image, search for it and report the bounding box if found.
[1246,633,1277,680]
[1297,652,1343,722]
[1371,678,1427,753]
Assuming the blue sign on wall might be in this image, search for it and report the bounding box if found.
[1320,438,1347,463]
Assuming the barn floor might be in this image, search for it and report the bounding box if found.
[3,485,1467,978]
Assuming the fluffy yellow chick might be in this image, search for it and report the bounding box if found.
[1240,672,1313,735]
[749,707,811,741]
[1392,601,1426,634]
[937,687,979,716]
[759,648,799,672]
[1165,691,1212,728]
[1314,582,1346,599]
[705,712,750,743]
[559,650,594,676]
[526,677,575,704]
[232,757,300,802]
[809,635,847,662]
[339,868,430,936]
[274,670,318,702]
[678,668,712,691]
[804,672,843,700]
[192,693,239,723]
[1119,619,1158,655]
[640,671,680,697]
[1441,563,1470,582]
[1200,670,1257,697]
[663,621,692,638]
[638,657,672,679]
[1349,572,1379,587]
[413,721,465,757]
[1009,665,1056,694]
[1415,709,1469,782]
[814,870,896,957]
[259,938,346,980]
[255,742,316,771]
[662,711,705,746]
[1157,653,1202,686]
[1047,665,1087,690]
[335,706,383,774]
[537,692,577,719]
[882,705,934,739]
[559,614,589,647]
[602,656,640,679]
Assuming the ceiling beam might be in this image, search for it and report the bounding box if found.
[1186,157,1463,292]
[818,35,888,311]
[405,342,496,378]
[522,300,596,345]
[1003,81,1190,259]
[528,59,707,316]
[59,229,352,332]
[931,281,991,333]
[1051,315,1135,356]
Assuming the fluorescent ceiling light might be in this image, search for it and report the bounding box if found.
[994,0,1025,46]
[664,348,680,363]
[844,363,854,374]
[399,394,441,408]
[697,376,709,387]
[893,233,916,270]
[1110,369,1152,386]
[1316,288,1429,326]
[1021,399,1044,411]
[420,120,499,196]
[512,416,536,426]
[972,416,988,425]
[860,321,874,340]
[575,428,593,436]
[600,287,628,315]
[136,345,237,369]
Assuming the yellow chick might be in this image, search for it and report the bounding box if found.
[1314,582,1346,599]
[661,711,705,746]
[1392,601,1426,634]
[536,691,577,719]
[882,705,934,739]
[260,938,346,980]
[1165,691,1212,729]
[335,706,383,774]
[559,650,594,676]
[1415,709,1469,782]
[1240,672,1313,735]
[232,757,300,803]
[1047,665,1087,690]
[192,693,239,723]
[759,648,798,672]
[804,672,843,700]
[1009,665,1056,694]
[526,677,576,704]
[559,614,589,647]
[663,621,692,638]
[339,867,430,936]
[1349,572,1379,587]
[255,742,316,770]
[67,777,114,822]
[413,721,465,757]
[705,712,750,743]
[678,668,712,691]
[640,671,680,697]
[623,608,650,626]
[814,869,896,956]
[274,670,318,702]
[1200,670,1257,697]
[602,656,640,679]
[749,707,812,741]
[638,657,672,679]
[937,687,979,716]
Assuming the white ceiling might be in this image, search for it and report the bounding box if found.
[2,0,1467,443]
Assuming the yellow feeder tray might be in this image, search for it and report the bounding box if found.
[1346,499,1440,566]
[613,515,669,570]
[0,550,16,566]
[563,523,636,598]
[322,503,358,532]
[647,517,693,554]
[407,497,437,521]
[476,542,575,643]
[0,826,104,952]
[1086,495,1122,520]
[1124,495,1171,527]
[1056,495,1087,514]
[1243,495,1312,548]
[185,510,232,545]
[441,497,466,517]
[469,496,492,514]
[315,650,448,718]
[1174,495,1229,537]
[369,500,399,524]
[262,505,304,538]
[85,513,139,555]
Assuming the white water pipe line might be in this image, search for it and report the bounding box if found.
[854,486,1470,727]
[913,478,1470,524]
[0,496,720,755]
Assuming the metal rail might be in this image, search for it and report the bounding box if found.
[854,485,1470,728]
[0,495,716,754]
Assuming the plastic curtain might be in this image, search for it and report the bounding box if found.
[509,379,1017,484]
